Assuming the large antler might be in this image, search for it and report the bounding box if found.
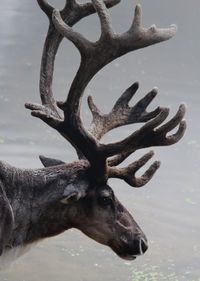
[87,82,186,186]
[29,0,120,117]
[26,0,186,186]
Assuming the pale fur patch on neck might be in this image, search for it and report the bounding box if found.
[0,243,35,271]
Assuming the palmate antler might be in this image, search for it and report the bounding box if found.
[87,83,186,186]
[26,0,186,187]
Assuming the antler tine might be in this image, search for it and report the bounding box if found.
[133,88,161,121]
[37,0,53,18]
[92,0,113,37]
[131,4,142,29]
[52,10,91,55]
[108,151,161,187]
[125,4,177,50]
[114,82,140,107]
[156,104,186,134]
[157,104,187,145]
[108,150,135,167]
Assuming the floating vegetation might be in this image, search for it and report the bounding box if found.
[0,136,5,144]
[185,197,197,205]
[131,265,197,281]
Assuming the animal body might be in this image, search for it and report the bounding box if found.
[0,0,186,269]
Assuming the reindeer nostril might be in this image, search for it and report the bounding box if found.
[118,235,148,258]
[140,238,148,254]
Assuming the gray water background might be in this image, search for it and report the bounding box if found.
[0,0,199,280]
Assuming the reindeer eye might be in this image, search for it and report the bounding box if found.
[98,196,112,207]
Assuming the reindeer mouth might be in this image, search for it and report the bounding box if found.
[119,254,137,261]
[110,245,138,261]
[110,236,148,260]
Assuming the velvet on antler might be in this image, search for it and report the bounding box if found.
[26,0,186,187]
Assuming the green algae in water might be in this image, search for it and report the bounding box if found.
[132,266,179,281]
[0,136,5,144]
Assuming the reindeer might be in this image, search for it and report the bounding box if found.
[0,0,186,268]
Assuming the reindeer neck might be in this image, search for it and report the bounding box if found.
[0,160,89,247]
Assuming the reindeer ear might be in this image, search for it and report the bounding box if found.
[0,191,14,255]
[39,155,65,167]
[60,182,88,205]
[60,192,80,204]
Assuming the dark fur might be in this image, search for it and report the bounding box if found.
[0,159,147,259]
